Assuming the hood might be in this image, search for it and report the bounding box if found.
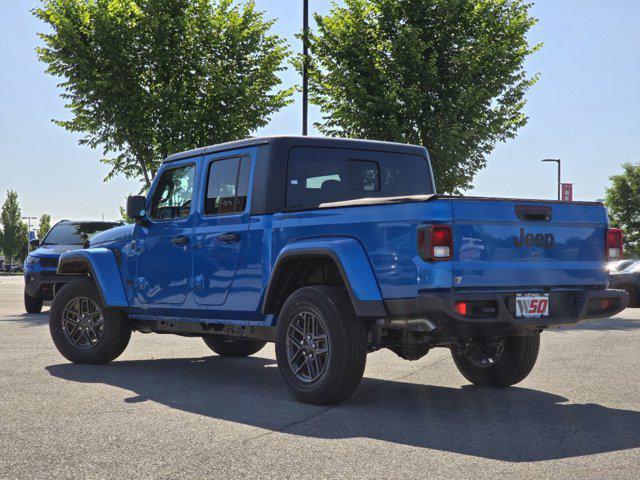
[89,223,135,246]
[31,244,81,257]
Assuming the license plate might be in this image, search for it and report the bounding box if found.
[515,293,550,318]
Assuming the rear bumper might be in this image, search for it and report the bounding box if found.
[385,288,628,329]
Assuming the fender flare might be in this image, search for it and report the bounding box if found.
[57,248,128,308]
[262,237,386,318]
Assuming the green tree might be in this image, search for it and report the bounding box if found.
[606,162,640,256]
[34,0,293,188]
[119,205,133,224]
[308,0,540,193]
[37,213,52,240]
[1,191,24,267]
[17,223,30,265]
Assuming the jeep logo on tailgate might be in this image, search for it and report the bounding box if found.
[513,228,555,249]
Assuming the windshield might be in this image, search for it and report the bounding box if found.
[621,261,640,273]
[42,222,121,246]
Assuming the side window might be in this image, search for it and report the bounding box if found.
[204,156,250,215]
[150,165,195,220]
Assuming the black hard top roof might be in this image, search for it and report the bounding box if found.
[164,136,428,163]
[56,220,123,225]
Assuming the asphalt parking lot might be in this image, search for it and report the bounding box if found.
[1,275,639,479]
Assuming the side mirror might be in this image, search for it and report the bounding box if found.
[126,195,147,220]
[29,238,40,249]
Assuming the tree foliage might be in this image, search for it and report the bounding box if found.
[34,0,293,187]
[1,191,25,266]
[606,162,640,256]
[37,213,52,240]
[308,0,540,193]
[17,223,30,265]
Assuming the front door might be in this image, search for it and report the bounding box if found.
[192,154,251,306]
[136,162,197,306]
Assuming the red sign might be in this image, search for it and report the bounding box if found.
[561,183,573,201]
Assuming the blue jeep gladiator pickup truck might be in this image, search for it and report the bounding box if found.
[48,136,627,404]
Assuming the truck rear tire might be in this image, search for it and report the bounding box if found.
[24,291,43,313]
[49,277,131,365]
[202,336,266,357]
[451,334,540,387]
[275,286,367,405]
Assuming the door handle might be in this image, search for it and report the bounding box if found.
[219,232,240,243]
[171,236,190,245]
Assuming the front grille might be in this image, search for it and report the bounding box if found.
[40,258,59,269]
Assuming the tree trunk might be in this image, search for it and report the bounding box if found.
[139,158,151,189]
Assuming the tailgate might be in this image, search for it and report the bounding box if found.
[450,199,608,288]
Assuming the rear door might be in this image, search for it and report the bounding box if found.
[450,199,608,289]
[191,153,252,306]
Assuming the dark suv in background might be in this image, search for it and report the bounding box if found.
[24,220,121,313]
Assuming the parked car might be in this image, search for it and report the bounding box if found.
[608,261,640,306]
[3,263,24,273]
[607,259,636,272]
[48,136,627,404]
[23,220,122,313]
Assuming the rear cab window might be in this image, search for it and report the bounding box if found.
[286,147,433,210]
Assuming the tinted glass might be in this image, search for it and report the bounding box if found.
[286,147,432,209]
[348,160,379,191]
[205,157,250,215]
[42,222,121,246]
[150,165,195,220]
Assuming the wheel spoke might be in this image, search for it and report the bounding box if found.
[293,356,308,375]
[91,319,105,330]
[290,323,305,338]
[289,348,303,364]
[287,335,304,351]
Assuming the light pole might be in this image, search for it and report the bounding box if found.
[22,216,37,261]
[22,216,37,235]
[302,0,309,136]
[541,158,561,200]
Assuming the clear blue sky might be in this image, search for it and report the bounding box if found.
[1,0,639,225]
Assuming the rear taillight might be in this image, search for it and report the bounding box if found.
[606,228,623,260]
[418,225,452,261]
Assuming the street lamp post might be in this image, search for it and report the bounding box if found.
[22,216,37,262]
[22,216,37,236]
[541,158,561,200]
[302,0,309,136]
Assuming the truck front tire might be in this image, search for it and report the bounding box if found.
[202,336,266,357]
[49,277,131,364]
[24,291,43,314]
[275,286,367,405]
[451,334,540,387]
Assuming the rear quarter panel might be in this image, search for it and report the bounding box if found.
[272,200,454,299]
